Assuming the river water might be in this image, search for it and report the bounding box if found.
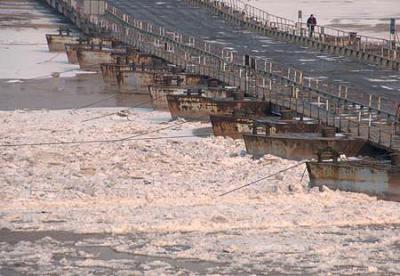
[1,0,400,275]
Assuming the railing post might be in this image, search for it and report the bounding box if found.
[378,128,382,144]
[269,81,272,103]
[338,100,342,131]
[368,112,372,140]
[325,99,329,126]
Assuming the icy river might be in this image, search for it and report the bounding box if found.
[1,0,400,274]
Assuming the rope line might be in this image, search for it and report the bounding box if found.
[77,94,118,109]
[81,87,173,122]
[0,121,189,148]
[218,161,307,197]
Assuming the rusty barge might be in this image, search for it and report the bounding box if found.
[150,85,235,110]
[77,48,115,71]
[243,131,366,160]
[46,28,78,52]
[101,63,156,93]
[77,46,136,71]
[210,114,321,139]
[65,38,117,64]
[307,149,400,201]
[167,94,271,121]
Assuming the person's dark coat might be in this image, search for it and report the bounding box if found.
[307,16,317,27]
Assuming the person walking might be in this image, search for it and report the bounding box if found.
[307,14,317,37]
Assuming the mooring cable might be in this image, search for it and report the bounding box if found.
[300,167,308,182]
[218,161,308,197]
[81,87,173,122]
[37,53,61,64]
[0,120,189,148]
[22,60,104,80]
[76,94,119,109]
[81,97,154,122]
[0,133,209,148]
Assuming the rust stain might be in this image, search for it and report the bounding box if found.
[65,44,86,64]
[307,160,400,201]
[210,115,254,139]
[149,86,188,110]
[210,115,321,139]
[46,34,79,52]
[77,49,114,71]
[243,134,366,160]
[150,86,235,110]
[167,95,271,121]
[100,63,156,93]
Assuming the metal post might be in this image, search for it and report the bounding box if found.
[326,99,329,125]
[368,112,372,139]
[377,97,381,111]
[378,129,382,144]
[347,116,351,133]
[338,103,342,131]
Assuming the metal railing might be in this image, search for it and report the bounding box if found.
[188,0,399,63]
[104,3,400,150]
[43,0,400,151]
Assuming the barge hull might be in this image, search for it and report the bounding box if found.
[243,134,366,160]
[167,95,271,121]
[65,44,82,64]
[46,34,78,52]
[149,86,187,110]
[210,115,253,139]
[210,115,321,139]
[77,49,113,71]
[101,64,155,93]
[307,162,400,201]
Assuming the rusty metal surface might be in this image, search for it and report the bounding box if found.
[151,73,204,87]
[77,49,114,71]
[134,72,157,94]
[46,34,79,52]
[65,39,117,64]
[120,53,165,67]
[204,87,237,99]
[151,86,235,110]
[101,60,210,94]
[210,115,253,139]
[88,37,114,48]
[243,134,366,160]
[184,74,207,86]
[307,161,400,201]
[167,95,271,121]
[101,63,156,93]
[211,115,321,139]
[65,44,86,64]
[149,86,188,110]
[100,63,130,85]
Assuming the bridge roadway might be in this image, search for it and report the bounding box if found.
[108,0,400,113]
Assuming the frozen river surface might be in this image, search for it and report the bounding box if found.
[1,108,400,274]
[1,0,400,275]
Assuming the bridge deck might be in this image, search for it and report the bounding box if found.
[103,4,400,152]
[109,0,400,113]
